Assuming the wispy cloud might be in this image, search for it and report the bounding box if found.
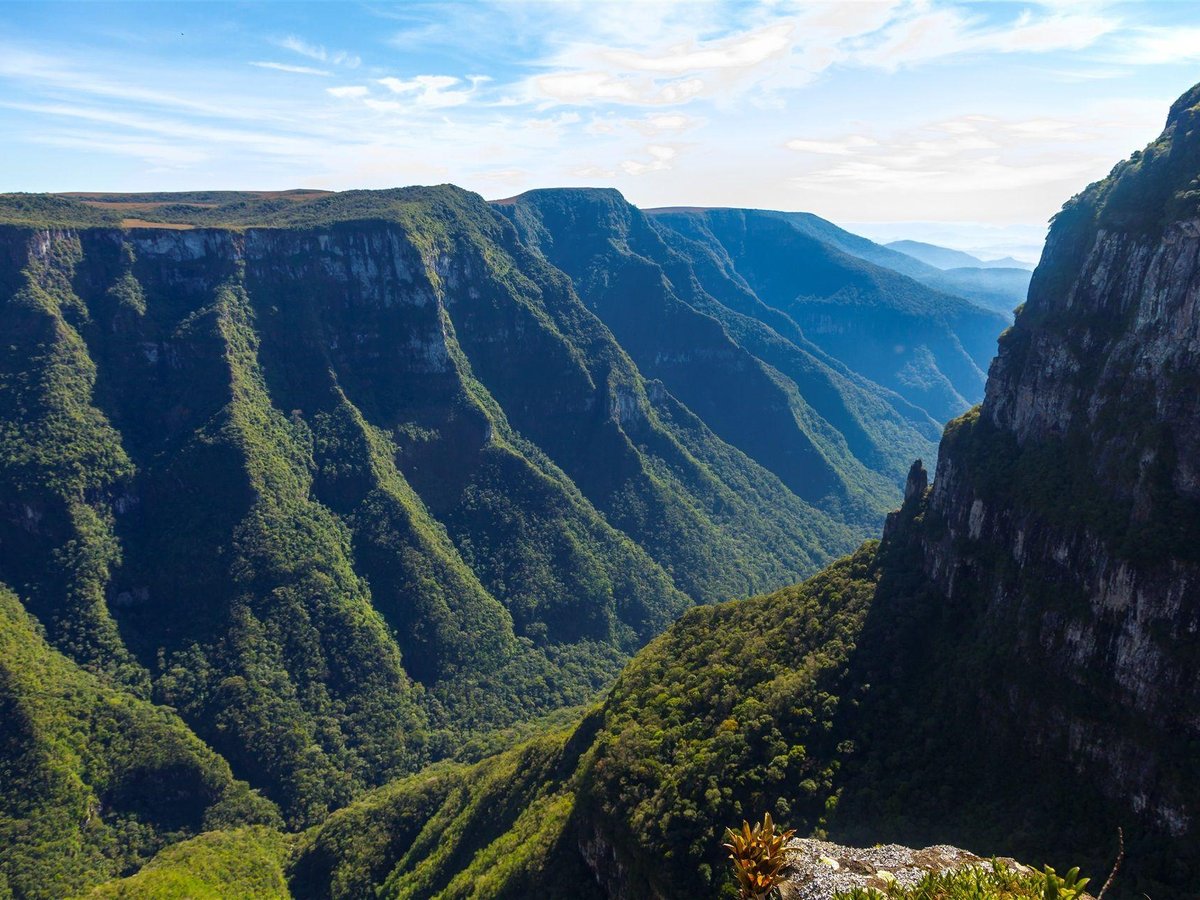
[621,144,677,176]
[849,6,1120,70]
[250,61,330,76]
[277,34,360,68]
[534,71,705,106]
[1108,26,1200,65]
[601,23,795,74]
[377,74,488,108]
[786,135,879,155]
[783,101,1165,223]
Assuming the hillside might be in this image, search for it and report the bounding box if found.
[0,585,278,898]
[497,189,943,493]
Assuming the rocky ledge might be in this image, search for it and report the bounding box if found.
[779,839,1028,899]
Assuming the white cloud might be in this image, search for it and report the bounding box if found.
[278,35,360,68]
[534,71,705,106]
[585,112,701,137]
[363,98,404,113]
[785,104,1165,216]
[327,85,370,99]
[621,144,677,176]
[851,6,1119,70]
[786,135,878,155]
[572,164,618,178]
[1109,26,1200,65]
[601,22,795,74]
[251,61,330,76]
[377,74,487,108]
[642,114,694,132]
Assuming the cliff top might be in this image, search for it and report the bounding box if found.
[0,185,492,231]
[780,839,1094,900]
[1051,79,1200,241]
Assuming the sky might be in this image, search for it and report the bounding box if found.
[2,1,1199,262]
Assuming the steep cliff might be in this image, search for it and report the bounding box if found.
[832,83,1200,896]
[938,78,1198,821]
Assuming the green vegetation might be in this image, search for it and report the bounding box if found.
[289,725,601,900]
[0,229,143,687]
[10,85,1196,895]
[573,544,879,896]
[82,827,291,899]
[289,545,881,900]
[0,195,120,228]
[0,585,277,899]
[723,814,794,900]
[1062,83,1200,239]
[833,863,1089,900]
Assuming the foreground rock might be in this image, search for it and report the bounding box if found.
[779,839,1026,899]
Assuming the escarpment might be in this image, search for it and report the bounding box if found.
[833,84,1200,897]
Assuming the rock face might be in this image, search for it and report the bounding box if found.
[873,81,1200,878]
[779,840,1025,900]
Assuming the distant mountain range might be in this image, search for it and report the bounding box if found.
[885,238,1034,271]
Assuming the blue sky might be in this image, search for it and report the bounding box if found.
[2,1,1199,260]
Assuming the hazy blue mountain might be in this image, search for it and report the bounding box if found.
[924,265,1031,315]
[885,238,1034,270]
[646,206,1008,423]
[763,213,1030,316]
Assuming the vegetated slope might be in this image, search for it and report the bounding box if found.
[0,584,278,899]
[498,189,939,497]
[647,207,1008,422]
[752,212,1029,317]
[81,827,292,900]
[288,545,879,900]
[0,181,938,894]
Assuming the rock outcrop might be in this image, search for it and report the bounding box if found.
[780,840,1028,900]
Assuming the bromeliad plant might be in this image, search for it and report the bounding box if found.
[724,813,796,899]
